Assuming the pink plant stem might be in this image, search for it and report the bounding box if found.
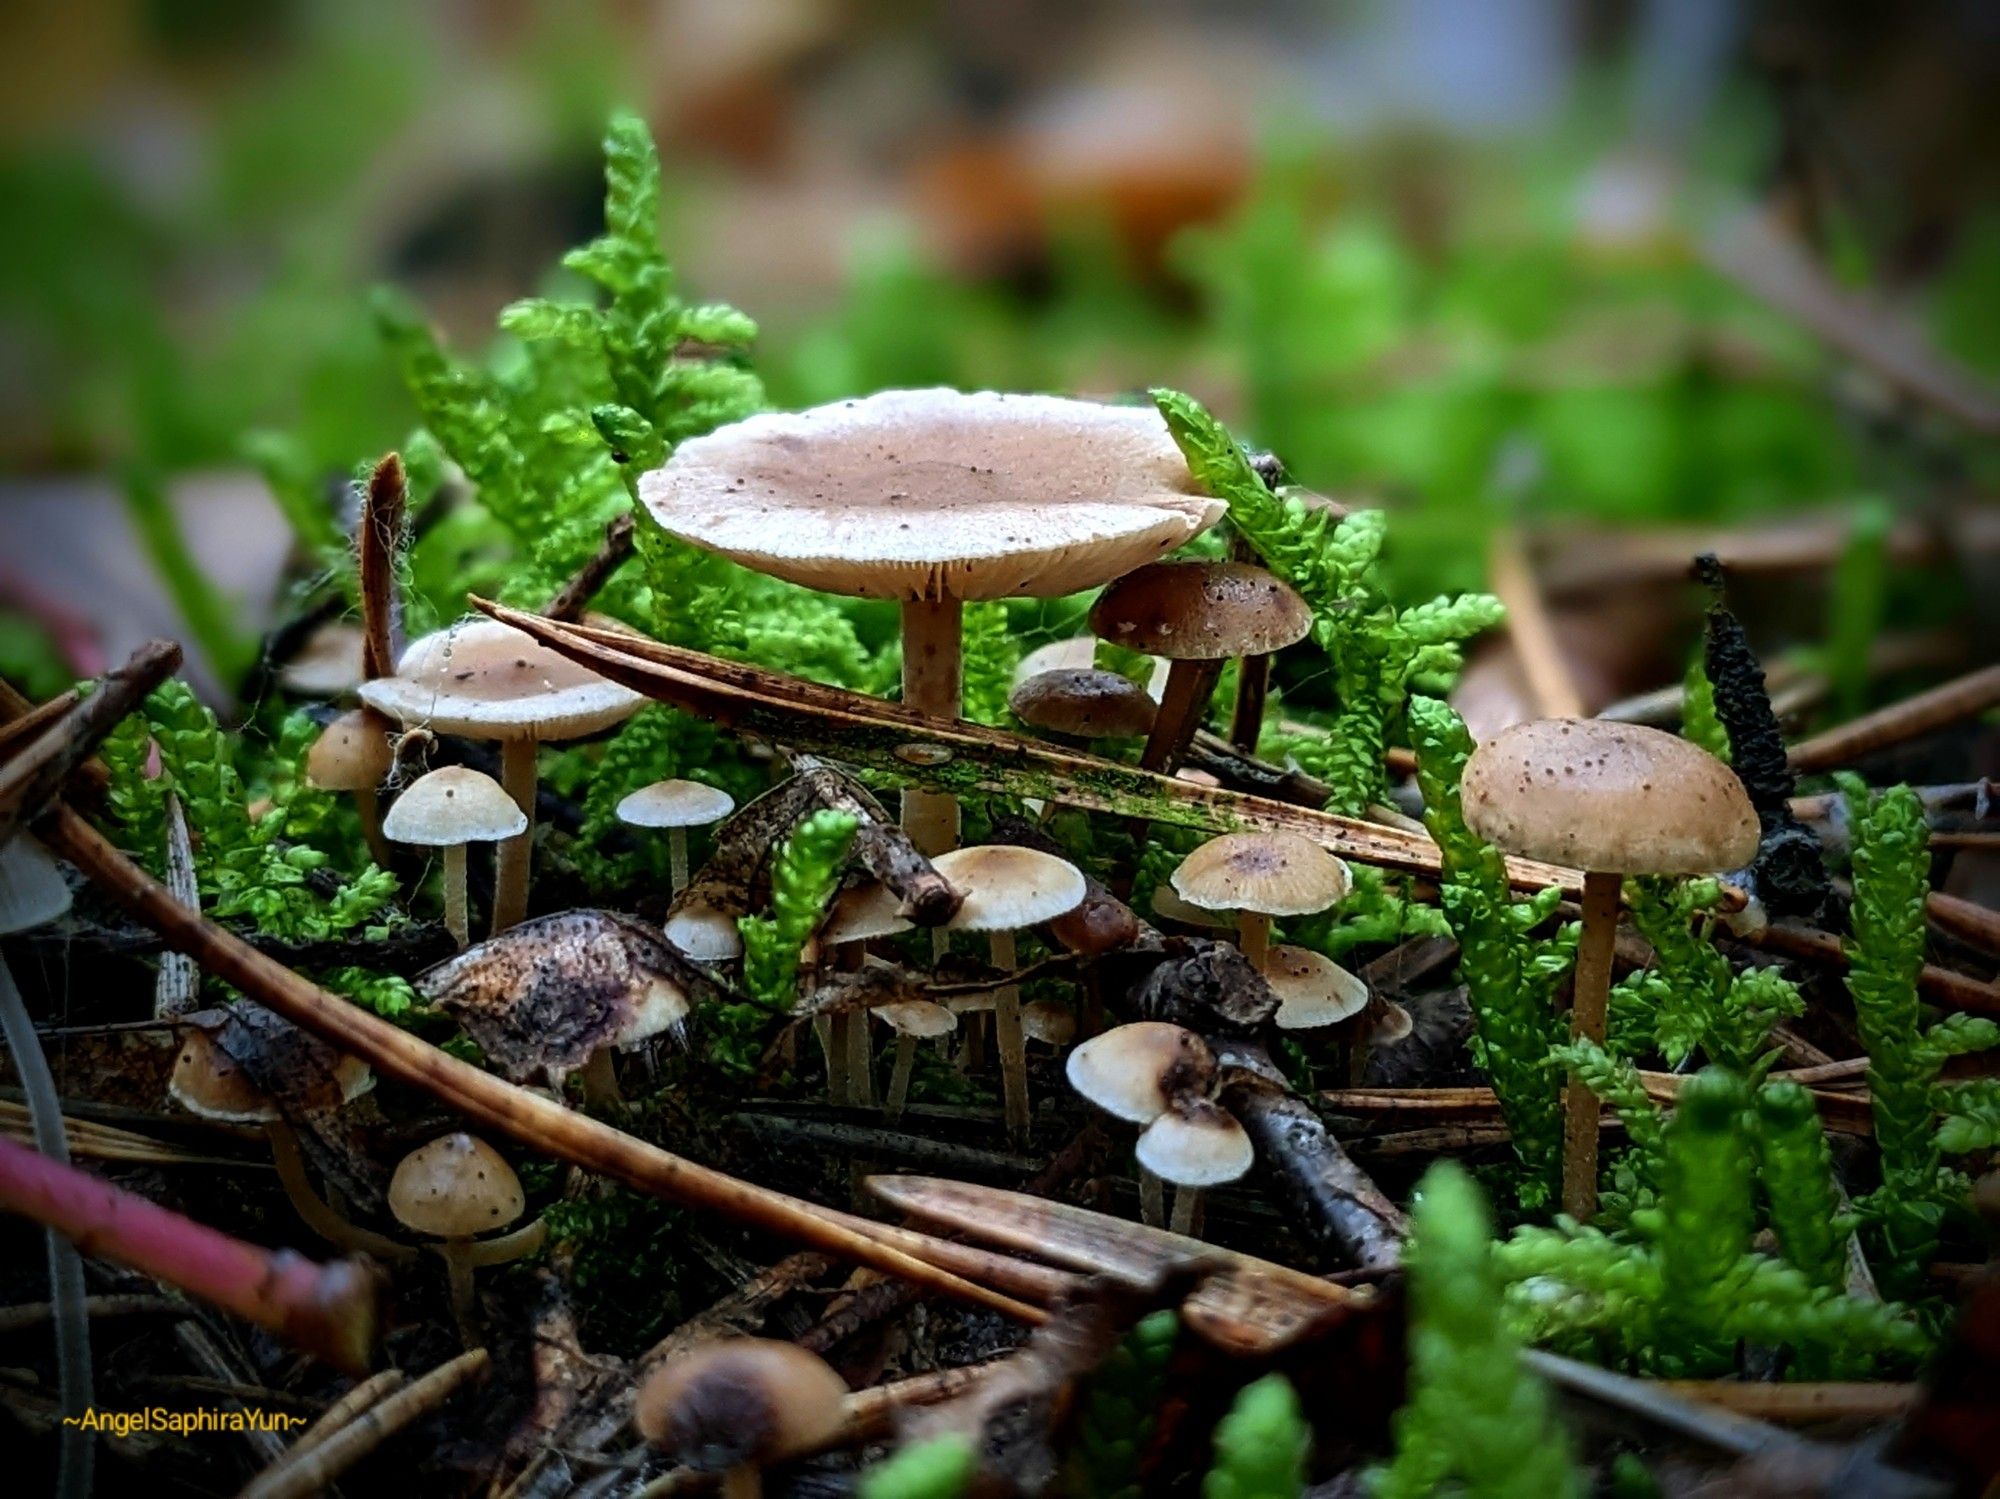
[0,1136,377,1373]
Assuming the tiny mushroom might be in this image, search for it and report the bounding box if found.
[1461,717,1758,1220]
[382,766,526,948]
[1020,998,1077,1052]
[1136,1096,1254,1235]
[1088,560,1312,774]
[1008,668,1158,744]
[306,707,396,869]
[1261,944,1370,1031]
[1169,830,1352,970]
[871,1000,957,1121]
[665,899,745,963]
[634,1338,849,1499]
[359,617,644,933]
[616,778,737,894]
[934,844,1087,1143]
[818,882,914,1105]
[388,1133,545,1337]
[639,389,1223,856]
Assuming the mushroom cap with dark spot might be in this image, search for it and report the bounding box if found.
[1170,831,1351,917]
[1263,944,1369,1029]
[305,709,395,793]
[1009,668,1159,739]
[1460,718,1759,874]
[1065,1021,1215,1124]
[388,1133,524,1239]
[1088,561,1312,661]
[634,1339,848,1469]
[639,389,1223,603]
[383,766,527,847]
[358,617,644,742]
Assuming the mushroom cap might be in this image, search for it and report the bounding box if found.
[1047,891,1141,957]
[616,779,737,830]
[638,389,1224,603]
[0,836,72,936]
[278,623,367,698]
[1460,719,1759,874]
[169,1014,373,1124]
[1170,832,1352,917]
[1009,668,1159,739]
[935,845,1087,933]
[382,766,527,847]
[305,709,395,793]
[388,1133,525,1239]
[1014,636,1170,699]
[634,1338,849,1469]
[1088,561,1312,661]
[1020,1000,1077,1048]
[821,883,914,945]
[1263,945,1370,1029]
[1149,882,1233,930]
[1136,1098,1254,1187]
[665,901,745,961]
[871,1000,957,1039]
[357,618,644,742]
[1369,1001,1414,1045]
[1065,1021,1214,1124]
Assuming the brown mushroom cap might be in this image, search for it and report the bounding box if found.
[382,766,527,847]
[1170,832,1352,918]
[0,836,72,936]
[871,1000,957,1039]
[1009,668,1159,739]
[821,883,914,946]
[616,779,737,830]
[306,709,395,793]
[665,901,745,961]
[1065,1021,1215,1124]
[1460,719,1759,874]
[634,1338,849,1469]
[388,1133,525,1239]
[1263,944,1369,1029]
[1020,999,1077,1048]
[358,618,644,742]
[1088,561,1312,661]
[935,845,1087,933]
[638,389,1223,603]
[1371,1001,1414,1045]
[1014,636,1170,699]
[278,623,367,698]
[169,1013,373,1125]
[1136,1097,1254,1187]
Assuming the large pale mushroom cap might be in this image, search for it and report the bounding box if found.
[1460,719,1758,874]
[1263,945,1369,1029]
[388,1133,525,1239]
[383,766,527,847]
[0,836,72,935]
[1136,1098,1254,1187]
[1170,832,1351,917]
[358,618,644,742]
[634,1338,849,1468]
[935,845,1087,932]
[1065,1021,1214,1124]
[617,779,736,830]
[639,389,1224,602]
[1088,561,1312,661]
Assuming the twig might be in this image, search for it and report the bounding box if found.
[1658,1380,1918,1422]
[1787,664,2000,773]
[1737,920,1998,1015]
[1489,526,1587,719]
[545,512,636,623]
[0,1294,186,1334]
[358,454,406,681]
[156,791,202,1018]
[238,1348,489,1499]
[280,1367,408,1462]
[1926,890,2000,960]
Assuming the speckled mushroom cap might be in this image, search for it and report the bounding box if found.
[1136,1098,1254,1187]
[0,836,72,935]
[358,618,644,742]
[1263,945,1369,1029]
[383,766,527,847]
[305,709,394,793]
[935,845,1087,932]
[634,1339,849,1468]
[169,1020,373,1125]
[1170,832,1352,917]
[1088,561,1312,661]
[1065,1021,1214,1124]
[821,883,914,945]
[1460,719,1758,874]
[1009,668,1159,739]
[871,1000,957,1039]
[616,779,736,830]
[388,1133,524,1239]
[638,389,1223,602]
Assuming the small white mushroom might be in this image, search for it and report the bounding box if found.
[616,779,736,894]
[382,767,526,947]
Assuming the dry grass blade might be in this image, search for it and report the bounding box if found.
[1787,664,2000,774]
[1657,1381,1919,1422]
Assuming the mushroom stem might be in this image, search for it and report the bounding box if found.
[1170,1187,1204,1237]
[1139,1167,1167,1228]
[816,1016,845,1104]
[846,1009,876,1107]
[1140,659,1224,775]
[668,827,690,895]
[354,792,392,871]
[899,597,963,856]
[1564,869,1623,1221]
[493,738,539,934]
[723,1466,760,1499]
[265,1123,413,1262]
[441,844,470,949]
[436,1239,478,1346]
[885,1035,918,1121]
[1228,653,1270,752]
[459,1217,547,1268]
[1237,911,1272,971]
[990,929,1030,1143]
[579,1049,624,1112]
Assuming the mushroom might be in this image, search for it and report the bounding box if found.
[1088,561,1312,774]
[1261,944,1370,1031]
[1169,830,1351,970]
[359,617,644,932]
[278,622,367,698]
[934,844,1087,1143]
[1008,668,1158,746]
[871,1000,957,1121]
[665,899,745,963]
[387,1133,545,1339]
[616,779,737,895]
[638,389,1223,856]
[634,1338,849,1499]
[1137,1095,1254,1235]
[1067,1020,1243,1230]
[818,883,914,1105]
[382,766,526,948]
[1020,998,1077,1052]
[306,707,396,870]
[1461,718,1758,1220]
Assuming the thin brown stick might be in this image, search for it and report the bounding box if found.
[278,1367,407,1462]
[1787,664,2000,773]
[1740,920,1998,1015]
[0,1294,186,1333]
[40,804,1040,1325]
[1926,890,2000,960]
[0,687,82,758]
[1489,526,1587,719]
[358,454,406,681]
[544,511,636,623]
[1658,1380,1917,1422]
